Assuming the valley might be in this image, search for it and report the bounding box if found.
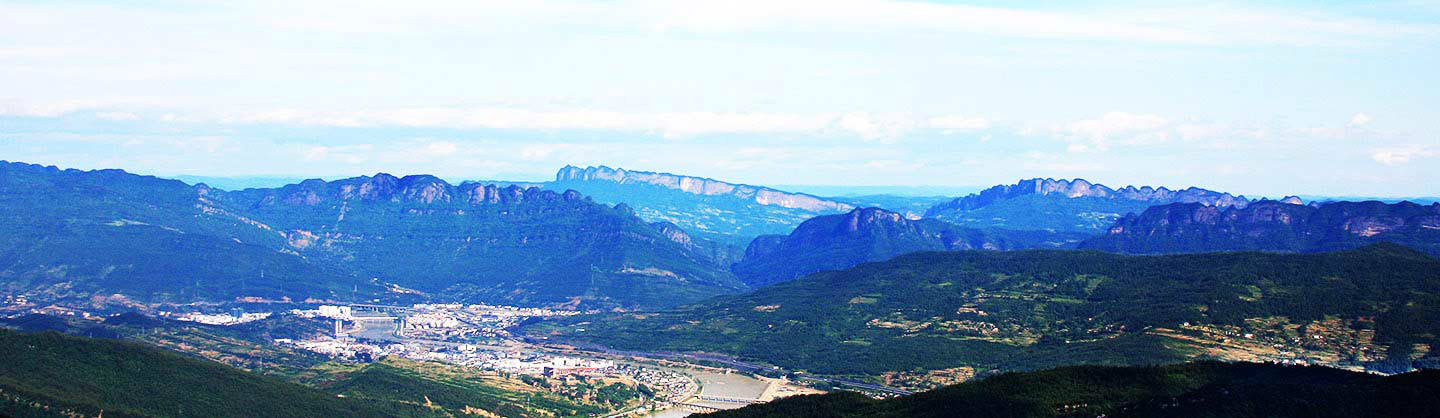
[7,3,1438,415]
[3,160,1439,417]
[0,299,840,418]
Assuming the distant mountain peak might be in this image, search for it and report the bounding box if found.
[555,165,854,212]
[925,178,1248,218]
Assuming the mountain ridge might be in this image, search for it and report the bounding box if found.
[925,178,1250,215]
[0,160,744,309]
[732,207,1086,287]
[922,178,1250,233]
[1080,199,1440,256]
[556,165,854,212]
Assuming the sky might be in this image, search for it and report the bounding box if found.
[1,0,1438,197]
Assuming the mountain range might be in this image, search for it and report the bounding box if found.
[924,178,1250,233]
[732,207,1088,287]
[1080,199,1440,256]
[0,161,744,309]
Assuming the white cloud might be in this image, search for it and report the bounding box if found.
[0,99,100,117]
[1020,151,1109,172]
[171,136,230,154]
[1059,112,1170,152]
[95,111,140,121]
[210,106,976,141]
[425,141,458,157]
[834,112,914,143]
[1371,144,1437,165]
[520,143,596,161]
[928,115,991,134]
[215,107,841,138]
[1348,112,1373,127]
[300,144,372,164]
[624,0,1438,47]
[1050,113,1367,153]
[206,0,1440,47]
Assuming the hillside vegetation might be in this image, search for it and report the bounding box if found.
[0,330,417,418]
[532,244,1440,375]
[699,362,1440,418]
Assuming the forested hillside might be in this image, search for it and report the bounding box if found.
[531,244,1440,375]
[0,330,418,418]
[698,362,1440,418]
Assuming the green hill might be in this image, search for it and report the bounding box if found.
[698,362,1440,418]
[529,244,1440,376]
[0,329,417,418]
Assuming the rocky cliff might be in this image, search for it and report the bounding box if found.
[556,165,854,212]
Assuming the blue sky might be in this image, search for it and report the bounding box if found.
[1,0,1437,197]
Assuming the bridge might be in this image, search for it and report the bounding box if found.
[679,402,725,413]
[350,304,411,314]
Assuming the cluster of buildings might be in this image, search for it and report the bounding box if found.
[291,305,354,321]
[275,331,698,404]
[166,311,271,326]
[0,295,29,309]
[275,337,383,361]
[615,364,697,402]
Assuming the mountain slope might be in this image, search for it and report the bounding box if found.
[0,161,744,308]
[699,362,1440,418]
[0,161,365,303]
[732,208,1087,287]
[0,329,415,418]
[218,173,746,308]
[549,165,854,246]
[925,178,1248,232]
[530,244,1440,375]
[1080,200,1440,256]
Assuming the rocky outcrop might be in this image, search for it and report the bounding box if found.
[1082,199,1440,256]
[556,165,854,212]
[651,221,694,248]
[925,178,1248,217]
